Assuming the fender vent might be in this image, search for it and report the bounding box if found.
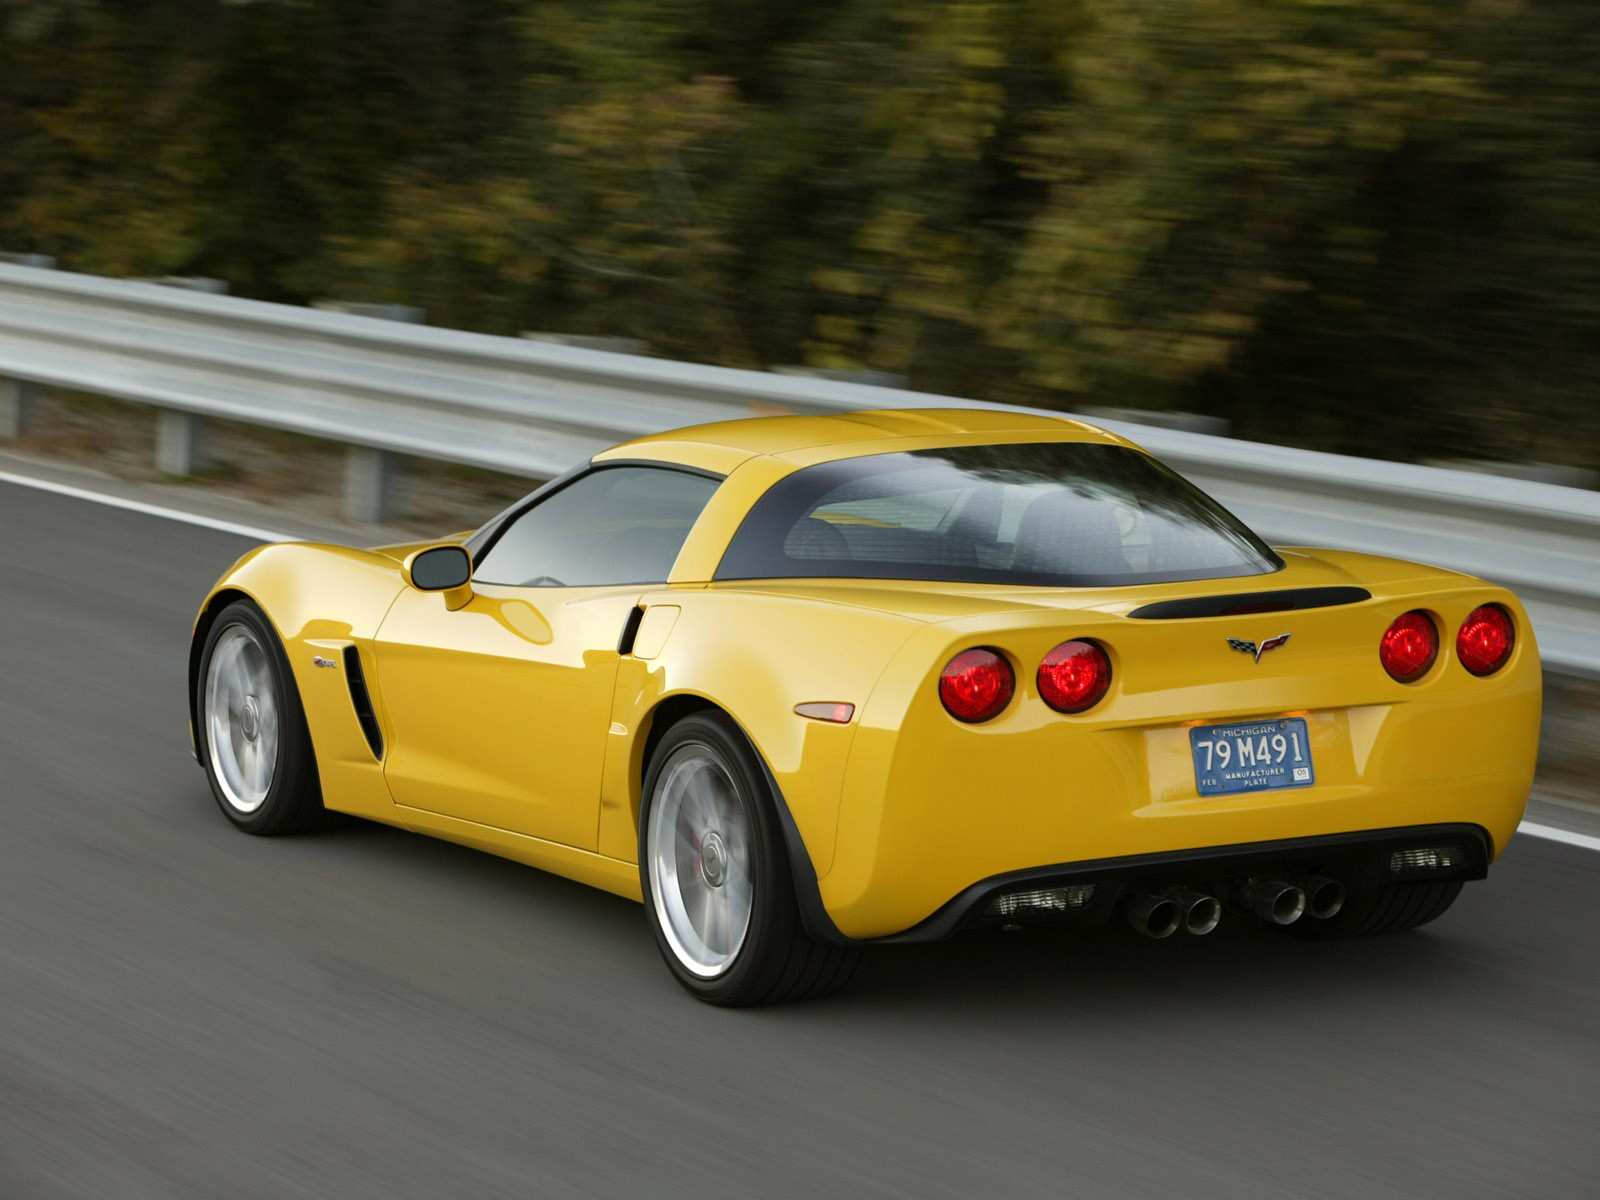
[342,645,384,760]
[617,605,646,656]
[1128,586,1371,620]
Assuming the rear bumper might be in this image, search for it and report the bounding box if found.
[874,822,1490,943]
[816,689,1536,939]
[815,761,1530,940]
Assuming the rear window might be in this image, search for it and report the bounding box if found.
[715,442,1281,587]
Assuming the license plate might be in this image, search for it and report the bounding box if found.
[1189,717,1314,797]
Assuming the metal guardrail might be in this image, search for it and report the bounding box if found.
[1,261,1595,676]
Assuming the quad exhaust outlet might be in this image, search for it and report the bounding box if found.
[1121,875,1346,938]
[1242,880,1307,926]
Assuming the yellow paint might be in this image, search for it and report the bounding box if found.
[630,605,680,659]
[373,582,641,848]
[191,543,409,822]
[192,410,1541,940]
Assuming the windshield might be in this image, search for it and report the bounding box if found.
[715,442,1281,587]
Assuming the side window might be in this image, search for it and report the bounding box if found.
[474,467,719,587]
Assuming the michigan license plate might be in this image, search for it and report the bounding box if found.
[1189,717,1314,797]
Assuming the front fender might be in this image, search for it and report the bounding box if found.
[187,543,408,812]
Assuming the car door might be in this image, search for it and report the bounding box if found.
[371,464,720,848]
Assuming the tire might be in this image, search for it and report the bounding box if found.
[638,711,859,1006]
[195,599,324,835]
[1288,880,1463,939]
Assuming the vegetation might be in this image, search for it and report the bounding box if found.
[3,0,1597,468]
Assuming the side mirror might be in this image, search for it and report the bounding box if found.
[403,544,473,610]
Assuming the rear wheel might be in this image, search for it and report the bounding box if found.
[639,712,858,1006]
[196,600,323,835]
[1288,880,1463,939]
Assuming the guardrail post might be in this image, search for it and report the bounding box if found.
[0,378,36,440]
[344,446,394,524]
[155,410,207,475]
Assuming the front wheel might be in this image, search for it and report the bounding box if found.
[196,600,323,835]
[639,712,858,1006]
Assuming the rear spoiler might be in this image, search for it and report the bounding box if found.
[1128,586,1371,620]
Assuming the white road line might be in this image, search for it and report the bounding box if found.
[3,462,1599,855]
[0,468,290,542]
[1518,822,1600,854]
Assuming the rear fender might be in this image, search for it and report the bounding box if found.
[598,588,924,887]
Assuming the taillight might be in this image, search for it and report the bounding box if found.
[1457,604,1514,676]
[1380,610,1438,682]
[938,648,1014,723]
[1037,639,1112,713]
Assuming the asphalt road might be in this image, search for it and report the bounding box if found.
[2,477,1596,1199]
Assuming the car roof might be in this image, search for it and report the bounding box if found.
[593,407,1129,475]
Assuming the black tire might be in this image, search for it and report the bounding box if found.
[1288,880,1463,939]
[195,599,324,835]
[638,711,859,1006]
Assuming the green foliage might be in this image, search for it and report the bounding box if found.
[2,0,1595,467]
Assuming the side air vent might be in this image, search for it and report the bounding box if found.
[617,605,646,656]
[342,645,384,760]
[1128,586,1372,620]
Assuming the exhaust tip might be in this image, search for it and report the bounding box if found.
[1249,881,1306,926]
[1125,894,1182,939]
[1166,888,1222,936]
[1302,875,1346,920]
[1183,894,1222,936]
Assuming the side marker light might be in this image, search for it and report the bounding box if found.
[795,702,855,724]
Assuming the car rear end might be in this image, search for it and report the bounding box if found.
[818,562,1539,940]
[710,427,1540,943]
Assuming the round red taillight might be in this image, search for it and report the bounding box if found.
[1380,610,1438,683]
[1037,640,1113,713]
[1457,604,1515,676]
[938,648,1015,723]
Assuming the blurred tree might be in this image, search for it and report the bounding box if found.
[0,0,1595,469]
[1,0,525,295]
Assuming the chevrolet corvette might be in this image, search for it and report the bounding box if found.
[189,409,1540,1004]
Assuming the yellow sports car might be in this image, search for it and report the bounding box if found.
[189,409,1540,1004]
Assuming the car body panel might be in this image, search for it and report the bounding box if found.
[190,543,410,824]
[597,587,924,874]
[372,581,642,848]
[191,410,1542,940]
